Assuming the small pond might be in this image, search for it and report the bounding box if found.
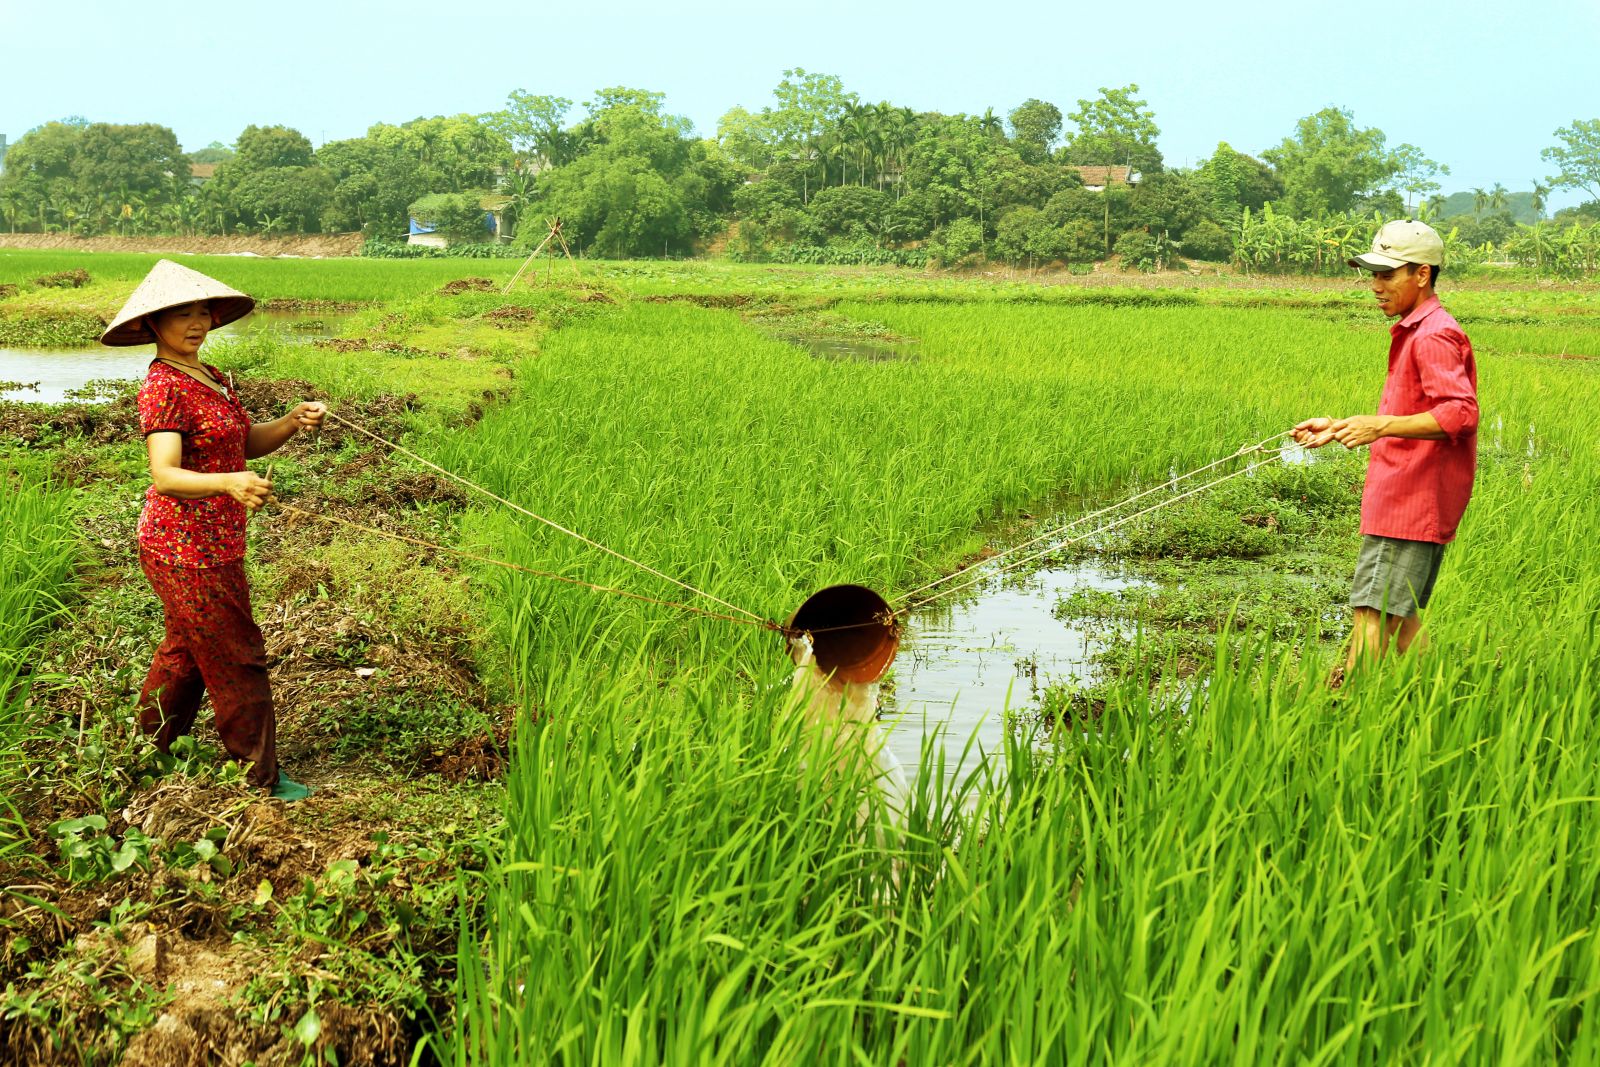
[801,337,913,362]
[881,560,1146,792]
[0,312,352,403]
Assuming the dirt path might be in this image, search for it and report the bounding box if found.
[0,232,365,258]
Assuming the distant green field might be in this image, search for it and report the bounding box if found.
[0,249,522,303]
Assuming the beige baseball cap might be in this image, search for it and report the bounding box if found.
[100,259,255,347]
[1348,219,1444,271]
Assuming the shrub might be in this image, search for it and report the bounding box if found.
[926,218,985,267]
[755,242,927,267]
[1112,229,1183,273]
[1180,219,1233,261]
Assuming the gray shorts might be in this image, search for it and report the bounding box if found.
[1348,535,1446,617]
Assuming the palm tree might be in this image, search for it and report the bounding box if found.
[500,164,538,238]
[977,107,1004,139]
[819,130,848,189]
[1530,181,1550,220]
[114,184,146,237]
[1472,187,1488,217]
[794,139,821,203]
[869,102,897,190]
[880,107,917,198]
[1489,183,1508,214]
[841,105,875,186]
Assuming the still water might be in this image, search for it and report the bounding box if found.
[0,313,350,403]
[881,561,1144,791]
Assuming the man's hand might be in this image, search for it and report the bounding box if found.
[1293,417,1336,448]
[1330,415,1389,449]
[225,471,274,511]
[290,401,326,432]
[1295,415,1391,450]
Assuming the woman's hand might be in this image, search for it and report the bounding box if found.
[291,402,327,432]
[225,471,274,511]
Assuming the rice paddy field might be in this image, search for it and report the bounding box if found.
[3,249,1599,1064]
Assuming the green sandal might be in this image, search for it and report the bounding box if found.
[270,773,313,803]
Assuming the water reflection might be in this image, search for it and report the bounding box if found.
[802,337,911,362]
[882,562,1144,790]
[0,312,350,403]
[0,348,155,403]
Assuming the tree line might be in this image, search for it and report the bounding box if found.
[2,76,1597,276]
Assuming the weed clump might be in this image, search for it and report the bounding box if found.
[0,309,106,347]
[32,268,90,289]
[438,277,496,295]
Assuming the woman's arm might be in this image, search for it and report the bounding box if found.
[245,402,327,459]
[147,432,273,509]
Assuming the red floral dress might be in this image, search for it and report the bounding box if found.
[136,360,251,566]
[134,359,280,789]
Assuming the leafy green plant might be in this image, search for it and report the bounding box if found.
[46,815,150,882]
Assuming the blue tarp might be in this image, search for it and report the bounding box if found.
[407,212,496,236]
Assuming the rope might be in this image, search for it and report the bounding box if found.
[301,410,1299,640]
[894,430,1292,607]
[270,500,782,632]
[901,448,1287,613]
[321,411,771,625]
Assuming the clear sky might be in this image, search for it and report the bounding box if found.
[4,0,1597,210]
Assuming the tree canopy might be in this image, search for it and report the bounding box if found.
[1542,119,1600,200]
[4,81,1581,279]
[1060,85,1162,174]
[1262,107,1398,217]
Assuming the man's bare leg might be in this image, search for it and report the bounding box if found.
[1340,607,1425,681]
[1346,607,1388,673]
[1395,614,1428,654]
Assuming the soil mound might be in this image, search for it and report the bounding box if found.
[258,298,365,313]
[32,269,91,289]
[438,277,496,295]
[0,385,141,445]
[646,293,752,309]
[484,304,539,326]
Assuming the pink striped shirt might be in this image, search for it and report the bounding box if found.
[1360,296,1478,543]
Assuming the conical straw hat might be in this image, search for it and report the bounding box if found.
[100,259,255,347]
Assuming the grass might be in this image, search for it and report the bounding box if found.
[0,475,81,874]
[429,271,1600,1063]
[4,254,1600,1062]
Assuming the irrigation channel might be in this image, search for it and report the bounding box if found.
[880,444,1319,788]
[881,560,1143,789]
[0,311,350,402]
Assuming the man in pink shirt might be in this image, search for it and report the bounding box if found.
[1294,220,1479,677]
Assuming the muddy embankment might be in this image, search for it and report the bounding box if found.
[0,232,365,258]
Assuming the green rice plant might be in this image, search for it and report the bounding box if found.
[0,477,80,876]
[427,282,1600,1062]
[0,250,523,304]
[4,254,1599,1060]
[0,477,80,673]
